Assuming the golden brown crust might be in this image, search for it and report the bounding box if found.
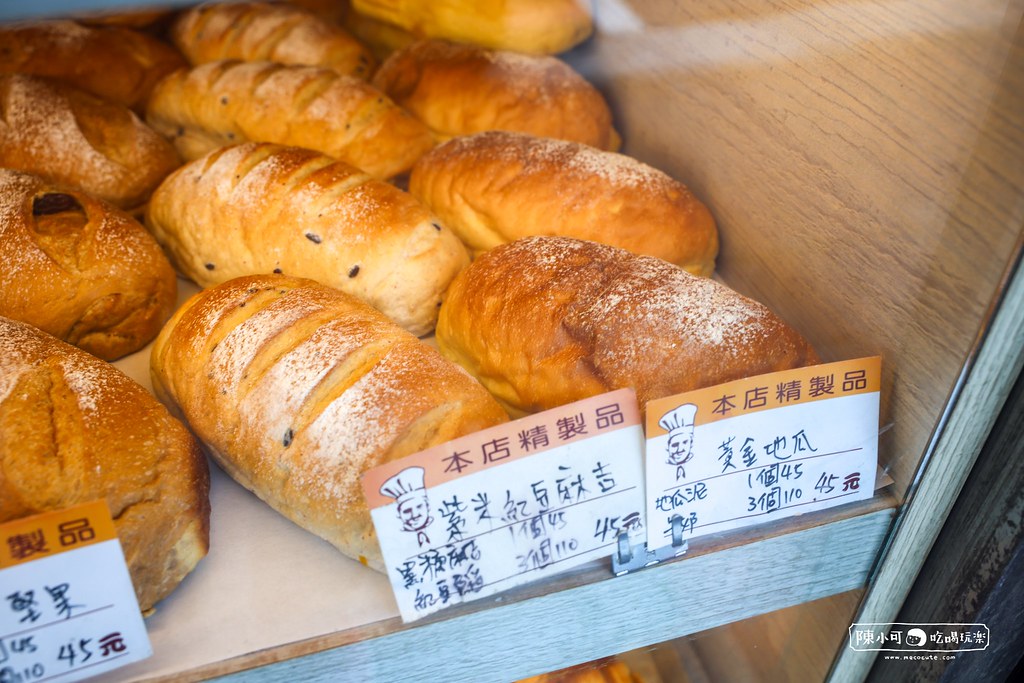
[410,132,719,275]
[146,142,467,335]
[372,40,618,149]
[0,317,210,613]
[436,237,820,416]
[145,60,435,178]
[0,20,186,111]
[151,274,508,570]
[0,74,181,212]
[351,0,593,55]
[0,169,177,360]
[171,2,375,79]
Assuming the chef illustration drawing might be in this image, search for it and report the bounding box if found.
[379,466,433,547]
[660,403,698,481]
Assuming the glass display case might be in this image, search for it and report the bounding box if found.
[1,1,1021,681]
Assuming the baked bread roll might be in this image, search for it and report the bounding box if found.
[0,316,210,614]
[0,169,177,360]
[410,132,719,275]
[171,2,375,79]
[339,2,417,60]
[150,274,508,570]
[146,142,468,336]
[350,0,593,55]
[436,237,819,416]
[146,60,434,178]
[0,20,186,111]
[372,40,620,150]
[0,74,181,213]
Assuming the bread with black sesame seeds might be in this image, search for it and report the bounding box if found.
[0,316,210,614]
[149,274,507,570]
[0,169,177,360]
[171,1,375,80]
[145,142,468,335]
[144,60,434,179]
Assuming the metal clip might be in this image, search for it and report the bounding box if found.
[611,515,688,576]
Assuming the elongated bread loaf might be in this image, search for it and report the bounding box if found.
[0,317,210,614]
[351,0,593,55]
[171,2,374,79]
[372,40,620,150]
[0,169,177,360]
[437,237,819,416]
[145,60,434,178]
[151,275,508,570]
[410,132,719,275]
[0,74,181,212]
[146,143,468,335]
[0,20,185,111]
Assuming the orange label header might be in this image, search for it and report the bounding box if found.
[646,356,882,437]
[0,500,117,569]
[363,388,640,510]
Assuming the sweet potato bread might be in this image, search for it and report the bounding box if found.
[145,60,434,178]
[0,169,177,360]
[0,317,210,614]
[150,275,508,570]
[372,40,619,150]
[351,0,593,55]
[410,132,718,275]
[171,1,375,79]
[146,142,467,335]
[0,74,181,212]
[0,19,186,111]
[436,237,819,416]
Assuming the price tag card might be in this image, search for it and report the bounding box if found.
[644,357,881,551]
[363,389,646,622]
[0,500,152,682]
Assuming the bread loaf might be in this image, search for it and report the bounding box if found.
[350,0,593,55]
[0,169,177,360]
[0,74,181,212]
[410,132,719,275]
[0,20,185,111]
[171,2,375,79]
[436,237,819,416]
[146,143,468,336]
[150,274,509,569]
[146,60,434,178]
[0,316,210,614]
[372,40,620,150]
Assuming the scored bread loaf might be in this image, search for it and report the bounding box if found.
[372,40,620,150]
[171,2,375,79]
[0,316,210,614]
[436,237,820,416]
[146,142,468,336]
[0,20,186,111]
[0,74,181,212]
[151,274,509,570]
[145,60,434,178]
[410,131,719,275]
[351,0,593,55]
[0,169,177,360]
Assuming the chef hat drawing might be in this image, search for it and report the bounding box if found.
[379,466,427,505]
[659,403,698,435]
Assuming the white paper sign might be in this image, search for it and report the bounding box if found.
[644,357,881,550]
[0,501,152,682]
[363,389,646,622]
